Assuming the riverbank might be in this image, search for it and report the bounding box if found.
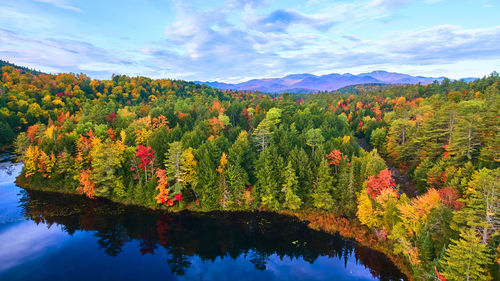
[16,175,413,280]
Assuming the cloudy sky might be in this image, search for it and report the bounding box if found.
[0,0,499,82]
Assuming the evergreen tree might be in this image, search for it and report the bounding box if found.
[164,141,183,195]
[370,127,386,155]
[441,228,494,281]
[196,140,220,209]
[288,146,313,201]
[448,99,485,163]
[227,131,250,207]
[0,121,14,146]
[452,168,500,244]
[311,158,335,210]
[255,146,283,210]
[281,161,302,210]
[418,231,434,266]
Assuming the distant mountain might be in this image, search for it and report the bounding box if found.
[195,71,450,93]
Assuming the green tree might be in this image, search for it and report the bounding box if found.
[227,131,250,207]
[448,100,485,163]
[452,168,500,244]
[370,127,386,155]
[196,140,220,209]
[305,128,324,154]
[255,146,283,210]
[311,158,335,210]
[281,161,302,210]
[164,141,184,195]
[253,108,282,151]
[288,146,313,200]
[0,121,14,145]
[441,228,494,281]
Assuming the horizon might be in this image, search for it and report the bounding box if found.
[1,0,499,83]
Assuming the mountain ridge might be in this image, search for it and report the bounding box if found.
[194,70,471,93]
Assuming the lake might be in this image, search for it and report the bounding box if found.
[0,153,406,281]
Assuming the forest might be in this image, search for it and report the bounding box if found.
[1,61,499,280]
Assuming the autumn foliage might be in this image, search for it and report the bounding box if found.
[366,169,398,199]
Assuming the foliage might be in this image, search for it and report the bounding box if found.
[7,61,500,280]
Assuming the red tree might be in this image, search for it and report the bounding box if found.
[366,169,398,199]
[327,149,342,173]
[438,186,463,210]
[135,145,155,182]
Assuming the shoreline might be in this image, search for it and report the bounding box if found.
[16,175,413,280]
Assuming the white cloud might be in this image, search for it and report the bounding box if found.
[1,0,498,81]
[34,0,83,13]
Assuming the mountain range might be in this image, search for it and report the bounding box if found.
[195,71,476,93]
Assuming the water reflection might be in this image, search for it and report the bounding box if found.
[16,189,406,281]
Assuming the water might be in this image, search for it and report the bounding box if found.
[0,153,406,281]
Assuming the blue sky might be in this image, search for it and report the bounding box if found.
[0,0,499,82]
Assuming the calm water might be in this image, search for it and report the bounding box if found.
[0,153,406,281]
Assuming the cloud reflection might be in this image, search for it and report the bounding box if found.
[0,221,69,272]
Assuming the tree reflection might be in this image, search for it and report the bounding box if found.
[20,190,406,280]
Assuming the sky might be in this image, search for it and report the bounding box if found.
[0,0,499,82]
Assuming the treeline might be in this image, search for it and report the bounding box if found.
[3,61,499,280]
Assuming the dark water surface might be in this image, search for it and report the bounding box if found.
[0,153,406,281]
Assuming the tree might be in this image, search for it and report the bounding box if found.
[180,147,198,202]
[164,141,183,195]
[196,140,220,208]
[0,121,14,145]
[253,108,282,152]
[370,127,386,155]
[327,149,342,173]
[357,189,381,228]
[255,146,283,210]
[155,168,171,205]
[227,131,250,207]
[288,146,312,200]
[311,158,335,210]
[281,161,302,210]
[452,168,500,244]
[77,169,96,199]
[89,137,126,197]
[366,169,397,199]
[217,152,230,208]
[448,100,485,163]
[441,228,494,281]
[397,188,441,240]
[134,145,155,183]
[23,145,40,178]
[305,128,324,153]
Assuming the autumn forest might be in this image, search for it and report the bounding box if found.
[0,60,499,280]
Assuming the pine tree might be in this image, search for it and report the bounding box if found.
[196,141,219,209]
[448,99,485,163]
[281,161,302,210]
[255,146,283,210]
[227,131,250,207]
[452,168,500,244]
[288,146,312,200]
[164,141,184,195]
[441,228,494,281]
[311,158,335,210]
[418,231,434,266]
